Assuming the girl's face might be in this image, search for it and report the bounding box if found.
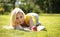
[15,12,24,25]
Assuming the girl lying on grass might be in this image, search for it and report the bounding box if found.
[3,8,45,31]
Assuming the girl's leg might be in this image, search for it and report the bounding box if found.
[34,14,41,26]
[27,13,41,26]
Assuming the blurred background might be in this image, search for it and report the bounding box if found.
[0,0,60,14]
[0,0,60,37]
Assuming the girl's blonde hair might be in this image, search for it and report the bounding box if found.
[10,8,25,27]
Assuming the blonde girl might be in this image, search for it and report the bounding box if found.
[10,8,34,30]
[10,8,41,30]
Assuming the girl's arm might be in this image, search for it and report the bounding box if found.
[28,17,34,29]
[16,25,24,30]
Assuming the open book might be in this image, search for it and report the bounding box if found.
[23,25,45,31]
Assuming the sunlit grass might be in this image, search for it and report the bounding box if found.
[39,14,60,37]
[0,14,60,37]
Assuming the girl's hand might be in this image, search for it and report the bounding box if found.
[31,26,37,31]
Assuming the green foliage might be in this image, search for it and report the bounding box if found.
[19,2,41,14]
[0,3,13,15]
[0,0,60,14]
[19,3,33,14]
[2,4,11,12]
[0,7,4,14]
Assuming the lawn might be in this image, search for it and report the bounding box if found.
[0,14,60,37]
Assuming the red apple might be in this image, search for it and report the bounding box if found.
[32,26,37,31]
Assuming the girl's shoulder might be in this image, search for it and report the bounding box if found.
[25,14,31,18]
[24,14,32,26]
[24,14,31,23]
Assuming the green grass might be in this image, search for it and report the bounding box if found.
[0,14,60,37]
